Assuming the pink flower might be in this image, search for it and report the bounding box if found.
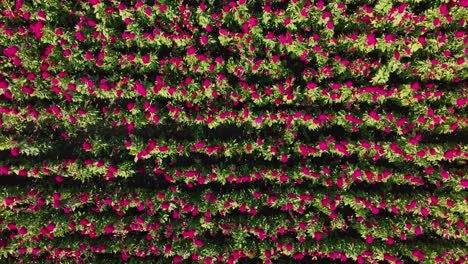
[83,141,92,151]
[283,17,291,26]
[199,2,206,11]
[387,237,394,245]
[136,83,147,97]
[385,34,395,43]
[439,4,449,15]
[187,47,196,55]
[335,143,349,155]
[249,17,257,27]
[391,205,400,214]
[366,34,377,46]
[174,255,184,264]
[103,224,115,233]
[319,141,327,151]
[0,79,9,89]
[285,242,293,251]
[412,249,425,261]
[414,226,422,235]
[219,28,228,36]
[299,145,308,156]
[457,57,465,65]
[410,82,420,90]
[142,54,150,64]
[52,192,61,200]
[55,175,64,182]
[10,147,19,157]
[37,10,46,20]
[461,179,468,188]
[331,83,341,90]
[449,123,458,131]
[121,251,130,261]
[88,19,96,27]
[47,223,56,232]
[75,31,86,41]
[443,150,454,159]
[394,51,400,60]
[31,247,40,255]
[159,146,168,152]
[293,252,304,259]
[361,141,371,149]
[4,197,14,206]
[3,46,19,57]
[201,35,208,44]
[418,36,426,45]
[441,170,450,179]
[7,223,16,230]
[144,7,152,16]
[194,239,204,247]
[396,117,406,127]
[420,207,429,216]
[183,229,195,239]
[314,231,322,241]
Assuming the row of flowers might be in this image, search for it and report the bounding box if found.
[1,99,466,140]
[1,183,467,263]
[1,151,466,192]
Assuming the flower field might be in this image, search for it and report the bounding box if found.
[0,0,467,263]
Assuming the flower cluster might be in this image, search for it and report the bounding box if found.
[0,0,467,263]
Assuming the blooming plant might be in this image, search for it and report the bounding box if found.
[0,0,467,263]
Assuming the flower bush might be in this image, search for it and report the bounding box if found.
[0,0,467,263]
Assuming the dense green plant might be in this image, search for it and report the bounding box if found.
[0,0,467,263]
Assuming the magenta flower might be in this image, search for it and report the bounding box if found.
[83,141,92,151]
[319,141,327,151]
[201,35,208,44]
[449,123,458,131]
[103,224,115,233]
[219,28,228,36]
[461,179,468,188]
[75,31,86,41]
[281,154,288,163]
[194,239,204,247]
[314,231,323,241]
[412,249,425,261]
[135,82,147,97]
[366,34,377,46]
[142,54,150,64]
[10,147,19,157]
